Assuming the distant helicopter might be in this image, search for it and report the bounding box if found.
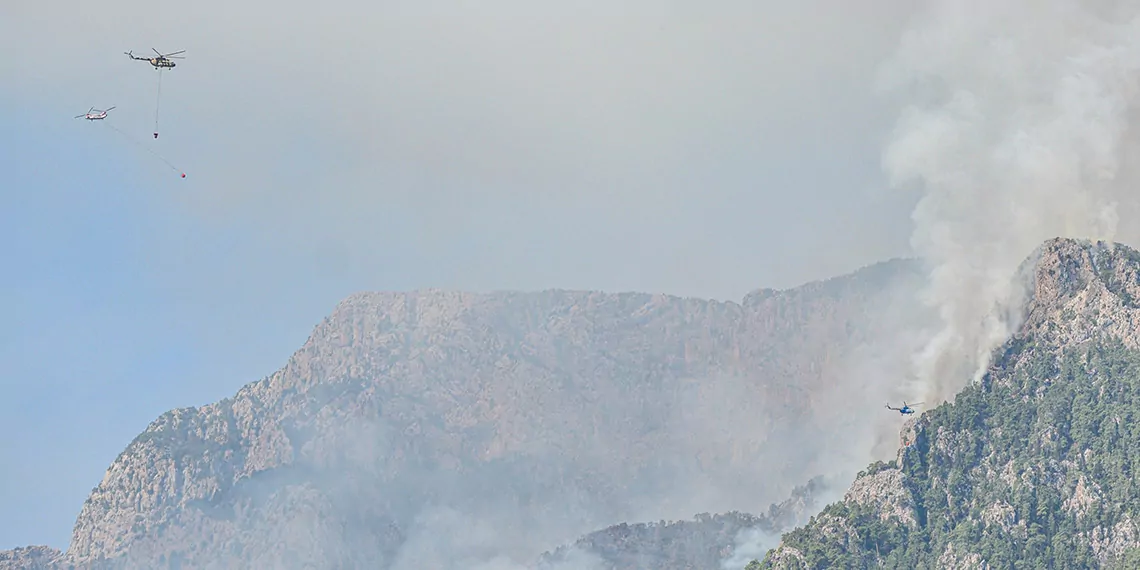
[125,48,185,69]
[74,106,115,120]
[886,401,923,415]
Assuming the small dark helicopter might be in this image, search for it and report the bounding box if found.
[886,401,923,415]
[125,48,185,69]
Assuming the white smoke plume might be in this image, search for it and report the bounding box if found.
[386,505,605,570]
[878,0,1140,404]
[720,526,782,570]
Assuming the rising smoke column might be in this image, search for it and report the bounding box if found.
[876,0,1140,404]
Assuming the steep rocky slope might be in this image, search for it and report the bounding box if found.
[753,238,1140,569]
[3,258,927,570]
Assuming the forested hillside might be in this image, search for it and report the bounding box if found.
[539,478,826,570]
[754,238,1140,569]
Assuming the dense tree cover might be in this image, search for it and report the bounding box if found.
[541,512,762,570]
[749,335,1140,569]
[540,478,827,570]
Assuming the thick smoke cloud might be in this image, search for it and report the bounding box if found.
[387,506,606,570]
[877,0,1140,405]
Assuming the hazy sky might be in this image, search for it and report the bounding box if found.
[0,0,922,550]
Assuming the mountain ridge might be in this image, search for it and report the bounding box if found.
[4,256,927,570]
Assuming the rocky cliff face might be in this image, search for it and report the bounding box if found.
[754,238,1140,569]
[2,258,927,570]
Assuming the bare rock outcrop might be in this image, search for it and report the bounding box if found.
[0,547,61,570]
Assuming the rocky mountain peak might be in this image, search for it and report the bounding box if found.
[1019,238,1140,344]
[1018,232,1129,307]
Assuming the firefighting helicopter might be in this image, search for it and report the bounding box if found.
[74,106,115,120]
[124,48,185,70]
[123,48,183,138]
[886,401,923,415]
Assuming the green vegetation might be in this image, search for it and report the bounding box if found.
[540,512,765,570]
[541,478,827,570]
[752,334,1140,569]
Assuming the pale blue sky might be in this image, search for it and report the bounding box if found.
[0,0,921,550]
